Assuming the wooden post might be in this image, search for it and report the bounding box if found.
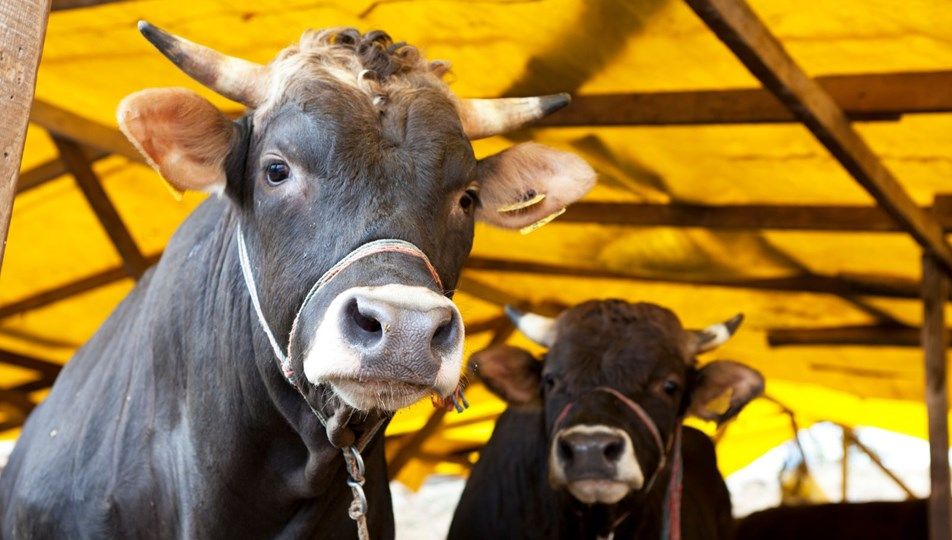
[841,424,850,502]
[0,0,52,271]
[923,253,951,540]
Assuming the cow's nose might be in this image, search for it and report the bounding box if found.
[556,430,626,478]
[302,284,464,411]
[340,289,460,356]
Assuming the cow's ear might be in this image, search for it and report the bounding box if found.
[118,87,236,193]
[474,142,595,231]
[469,345,543,408]
[688,360,764,424]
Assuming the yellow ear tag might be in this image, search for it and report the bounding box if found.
[497,193,546,213]
[519,207,566,235]
[705,387,734,416]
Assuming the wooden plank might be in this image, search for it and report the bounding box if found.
[0,253,921,322]
[841,425,849,502]
[466,256,922,299]
[17,146,109,194]
[561,201,952,232]
[0,348,62,379]
[51,0,125,10]
[922,254,952,540]
[456,275,524,308]
[52,135,149,278]
[537,71,952,127]
[0,252,159,319]
[684,0,952,275]
[843,426,917,500]
[30,99,144,164]
[0,0,51,270]
[767,325,936,347]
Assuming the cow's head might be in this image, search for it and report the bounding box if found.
[118,24,595,412]
[473,300,763,506]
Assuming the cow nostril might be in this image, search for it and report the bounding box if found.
[347,299,382,334]
[604,440,623,462]
[430,313,458,350]
[557,438,574,463]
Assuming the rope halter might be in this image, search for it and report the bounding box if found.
[551,386,684,540]
[235,225,443,540]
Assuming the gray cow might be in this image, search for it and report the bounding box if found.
[0,23,595,538]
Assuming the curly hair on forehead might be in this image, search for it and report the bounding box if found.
[272,27,451,104]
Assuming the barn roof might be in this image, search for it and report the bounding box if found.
[2,0,952,486]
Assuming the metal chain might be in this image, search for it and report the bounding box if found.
[343,446,370,540]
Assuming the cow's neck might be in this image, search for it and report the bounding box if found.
[150,198,391,527]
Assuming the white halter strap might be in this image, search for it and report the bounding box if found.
[235,224,444,540]
[235,225,445,379]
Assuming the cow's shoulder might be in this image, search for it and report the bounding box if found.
[449,408,558,540]
[679,426,733,539]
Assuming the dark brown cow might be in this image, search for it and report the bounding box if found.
[0,24,595,538]
[736,500,928,540]
[450,300,764,539]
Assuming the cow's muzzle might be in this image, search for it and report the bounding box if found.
[549,424,644,505]
[303,284,464,411]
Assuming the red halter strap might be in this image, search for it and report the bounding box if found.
[594,386,670,491]
[551,387,684,540]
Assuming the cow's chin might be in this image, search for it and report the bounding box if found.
[328,378,433,412]
[566,480,631,505]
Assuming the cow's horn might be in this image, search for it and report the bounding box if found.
[458,94,570,140]
[138,21,269,107]
[504,305,557,348]
[690,314,744,356]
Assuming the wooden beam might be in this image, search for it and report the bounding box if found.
[51,0,125,10]
[0,252,160,319]
[922,254,951,540]
[0,348,62,379]
[561,201,952,232]
[537,71,952,127]
[466,256,923,299]
[52,135,149,278]
[841,424,849,502]
[841,425,917,500]
[17,147,109,195]
[456,275,524,307]
[30,99,144,164]
[0,0,51,270]
[0,387,36,418]
[767,325,935,347]
[684,0,952,275]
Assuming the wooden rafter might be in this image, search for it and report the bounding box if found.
[17,147,109,195]
[0,0,51,270]
[0,253,160,319]
[50,0,125,10]
[561,201,952,233]
[0,254,926,322]
[466,256,923,299]
[0,348,63,380]
[539,71,952,127]
[52,135,149,278]
[30,99,144,164]
[922,254,951,540]
[767,325,937,347]
[684,0,952,275]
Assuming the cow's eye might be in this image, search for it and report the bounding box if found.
[459,188,479,215]
[266,162,291,185]
[663,380,680,396]
[542,373,557,391]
